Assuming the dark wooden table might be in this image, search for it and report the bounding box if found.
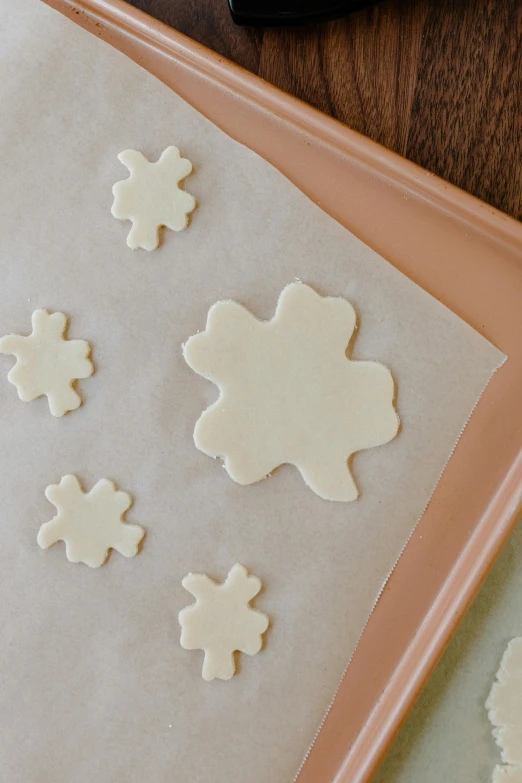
[127,0,521,221]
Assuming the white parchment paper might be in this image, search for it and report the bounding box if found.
[0,2,504,782]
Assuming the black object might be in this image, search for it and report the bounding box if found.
[228,0,380,25]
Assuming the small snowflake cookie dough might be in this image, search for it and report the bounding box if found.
[37,475,145,568]
[0,309,93,417]
[183,282,399,502]
[179,564,269,681]
[111,146,196,251]
[487,638,522,780]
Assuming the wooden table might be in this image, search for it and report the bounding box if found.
[127,0,521,220]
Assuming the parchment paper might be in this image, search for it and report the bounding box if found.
[0,2,504,782]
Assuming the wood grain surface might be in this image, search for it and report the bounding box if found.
[126,0,521,221]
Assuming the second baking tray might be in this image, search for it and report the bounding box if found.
[43,0,522,780]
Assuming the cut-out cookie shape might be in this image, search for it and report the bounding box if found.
[183,282,399,502]
[37,475,145,568]
[179,564,269,681]
[111,146,196,251]
[0,310,93,417]
[487,638,522,777]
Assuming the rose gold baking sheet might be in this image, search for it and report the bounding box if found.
[41,1,522,780]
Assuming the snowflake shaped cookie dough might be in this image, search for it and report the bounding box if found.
[111,146,196,251]
[0,310,93,417]
[183,282,399,502]
[487,638,522,778]
[179,564,269,681]
[37,475,145,568]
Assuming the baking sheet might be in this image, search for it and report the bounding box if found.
[375,514,522,783]
[0,2,504,782]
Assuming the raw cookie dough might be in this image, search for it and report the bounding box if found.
[487,638,522,780]
[111,146,196,251]
[179,564,269,681]
[492,767,522,783]
[183,282,399,502]
[0,309,93,417]
[37,475,145,568]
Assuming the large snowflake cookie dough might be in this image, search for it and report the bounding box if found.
[487,638,522,781]
[179,564,269,681]
[37,475,145,568]
[0,309,93,417]
[111,146,196,251]
[183,282,399,502]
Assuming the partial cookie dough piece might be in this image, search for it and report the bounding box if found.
[111,146,196,251]
[487,638,522,768]
[0,309,93,416]
[179,564,269,681]
[37,475,145,568]
[183,282,399,502]
[492,767,522,783]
